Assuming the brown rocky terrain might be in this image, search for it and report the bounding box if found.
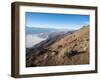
[26,26,89,67]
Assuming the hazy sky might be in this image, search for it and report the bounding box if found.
[26,12,89,30]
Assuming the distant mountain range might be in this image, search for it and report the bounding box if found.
[26,25,89,67]
[26,27,74,39]
[26,27,56,34]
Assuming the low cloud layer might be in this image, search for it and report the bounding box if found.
[26,34,46,48]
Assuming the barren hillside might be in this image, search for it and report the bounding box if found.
[26,26,89,67]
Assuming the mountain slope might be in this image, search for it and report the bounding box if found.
[26,26,89,67]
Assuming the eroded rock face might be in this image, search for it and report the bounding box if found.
[26,26,89,67]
